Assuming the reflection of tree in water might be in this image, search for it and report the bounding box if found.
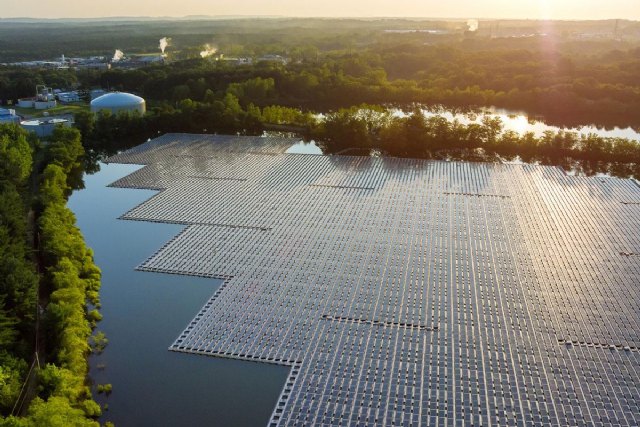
[567,159,640,180]
[66,164,87,192]
[444,150,639,180]
[76,100,640,183]
[85,141,638,183]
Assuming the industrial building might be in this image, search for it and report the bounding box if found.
[107,134,640,427]
[0,108,20,124]
[110,55,165,69]
[21,117,71,138]
[257,54,289,64]
[56,91,81,103]
[17,85,57,110]
[6,55,110,70]
[90,92,146,115]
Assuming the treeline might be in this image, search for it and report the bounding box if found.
[2,18,638,62]
[87,43,640,128]
[0,124,103,426]
[76,94,270,152]
[0,125,39,418]
[2,32,640,129]
[77,100,640,180]
[0,68,81,102]
[317,106,640,167]
[0,17,385,62]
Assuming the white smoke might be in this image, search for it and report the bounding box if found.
[112,49,124,62]
[159,37,171,55]
[200,44,218,58]
[467,19,479,32]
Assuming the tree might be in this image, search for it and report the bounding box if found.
[171,84,191,102]
[0,356,27,413]
[73,112,95,141]
[227,77,275,106]
[46,127,85,176]
[0,124,34,185]
[23,397,98,427]
[39,165,68,206]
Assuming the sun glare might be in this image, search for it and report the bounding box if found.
[537,0,553,20]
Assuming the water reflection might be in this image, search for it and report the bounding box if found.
[68,163,289,427]
[430,148,639,180]
[391,106,640,141]
[284,140,323,155]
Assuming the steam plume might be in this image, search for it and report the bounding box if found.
[159,37,171,54]
[467,19,479,32]
[200,44,218,58]
[112,49,124,62]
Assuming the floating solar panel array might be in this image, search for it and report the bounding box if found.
[106,134,640,427]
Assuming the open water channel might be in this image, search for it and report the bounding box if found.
[68,163,289,427]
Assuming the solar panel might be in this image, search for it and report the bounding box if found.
[107,134,640,427]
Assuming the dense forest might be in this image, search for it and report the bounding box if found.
[0,124,104,426]
[1,18,640,128]
[74,100,640,180]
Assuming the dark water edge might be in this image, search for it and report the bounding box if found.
[378,148,640,181]
[68,163,289,427]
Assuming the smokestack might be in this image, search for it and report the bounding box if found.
[159,37,171,55]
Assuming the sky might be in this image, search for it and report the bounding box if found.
[1,0,638,20]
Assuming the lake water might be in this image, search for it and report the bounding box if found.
[68,163,289,427]
[316,106,640,141]
[284,140,323,155]
[414,107,640,141]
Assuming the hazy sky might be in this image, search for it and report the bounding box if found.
[2,0,638,20]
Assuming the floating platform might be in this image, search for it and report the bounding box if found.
[107,134,640,427]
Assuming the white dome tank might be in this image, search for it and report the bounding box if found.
[90,92,146,115]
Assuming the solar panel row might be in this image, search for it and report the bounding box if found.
[106,134,640,427]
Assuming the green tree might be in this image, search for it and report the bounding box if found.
[46,127,84,175]
[24,396,98,427]
[0,124,34,185]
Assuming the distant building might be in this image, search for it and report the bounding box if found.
[257,54,288,65]
[136,55,165,64]
[70,56,111,70]
[57,91,81,103]
[90,92,146,115]
[110,55,165,69]
[218,56,253,66]
[21,85,57,110]
[21,118,71,138]
[17,98,35,108]
[74,62,110,70]
[7,55,110,70]
[0,108,20,124]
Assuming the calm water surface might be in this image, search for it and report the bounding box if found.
[396,107,640,140]
[285,140,323,155]
[315,107,640,140]
[68,163,289,427]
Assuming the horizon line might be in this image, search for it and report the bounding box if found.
[0,15,637,22]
